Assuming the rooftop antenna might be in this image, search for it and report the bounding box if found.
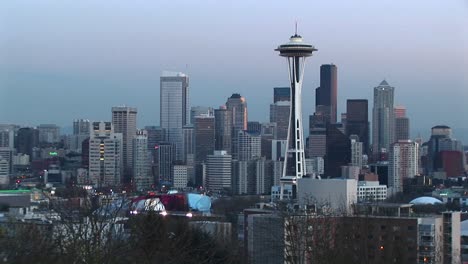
[295,21,298,35]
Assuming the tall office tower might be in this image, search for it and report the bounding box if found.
[255,158,274,195]
[144,126,166,150]
[270,101,290,140]
[0,159,9,185]
[315,64,338,124]
[194,115,215,165]
[272,139,287,161]
[133,130,152,190]
[226,93,248,132]
[37,124,60,144]
[73,119,90,135]
[160,71,190,161]
[425,125,452,175]
[182,126,195,164]
[346,99,369,155]
[389,140,419,194]
[0,128,14,148]
[276,30,317,199]
[15,127,39,157]
[232,160,257,195]
[350,135,363,168]
[260,122,277,159]
[324,124,351,178]
[372,80,395,157]
[157,142,176,184]
[205,150,232,192]
[394,105,406,118]
[70,119,90,153]
[274,87,291,103]
[237,130,261,161]
[88,122,123,187]
[395,117,410,141]
[190,106,214,124]
[112,106,137,179]
[307,127,326,158]
[214,106,232,153]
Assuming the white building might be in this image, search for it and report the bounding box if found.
[133,130,152,190]
[0,148,13,174]
[13,153,29,166]
[237,130,261,161]
[173,165,189,189]
[389,140,419,194]
[357,181,387,202]
[341,165,360,180]
[297,178,357,214]
[160,71,190,161]
[88,122,123,187]
[205,151,232,192]
[350,135,363,168]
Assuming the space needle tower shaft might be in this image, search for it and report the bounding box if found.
[275,28,317,200]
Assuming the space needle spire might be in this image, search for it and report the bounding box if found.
[275,28,317,200]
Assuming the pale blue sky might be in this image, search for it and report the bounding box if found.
[0,1,467,140]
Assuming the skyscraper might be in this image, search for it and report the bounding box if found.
[194,115,215,165]
[315,64,337,124]
[15,127,39,157]
[88,122,123,187]
[372,80,395,157]
[346,99,369,155]
[112,106,137,179]
[205,150,232,192]
[394,106,410,141]
[236,130,261,161]
[226,93,248,132]
[324,124,351,178]
[190,106,214,124]
[270,101,290,140]
[389,140,419,194]
[160,71,190,161]
[275,30,317,199]
[144,126,166,150]
[73,119,90,135]
[37,124,60,144]
[156,142,176,184]
[214,106,232,153]
[273,87,290,103]
[133,130,152,190]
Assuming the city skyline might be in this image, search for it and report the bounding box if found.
[1,1,467,141]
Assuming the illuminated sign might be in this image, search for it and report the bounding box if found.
[49,151,58,156]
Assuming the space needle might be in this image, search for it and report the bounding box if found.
[275,27,317,200]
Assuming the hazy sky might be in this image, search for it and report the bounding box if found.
[0,1,467,140]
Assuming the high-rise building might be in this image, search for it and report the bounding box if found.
[205,150,232,192]
[190,106,214,125]
[156,142,176,184]
[315,64,337,124]
[133,130,152,190]
[346,99,369,155]
[307,128,326,158]
[260,122,276,159]
[275,31,317,199]
[214,106,232,154]
[226,93,248,132]
[173,164,189,189]
[394,105,406,118]
[37,124,60,144]
[372,80,395,157]
[325,124,351,178]
[160,71,189,161]
[350,135,363,168]
[270,101,290,140]
[88,122,123,187]
[73,119,90,135]
[182,125,195,165]
[0,159,9,186]
[0,128,15,148]
[395,117,410,141]
[389,140,419,194]
[15,127,39,157]
[0,148,13,174]
[194,115,215,165]
[424,125,453,175]
[273,87,290,103]
[70,119,90,153]
[237,130,261,161]
[144,126,166,150]
[112,106,137,179]
[247,121,262,134]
